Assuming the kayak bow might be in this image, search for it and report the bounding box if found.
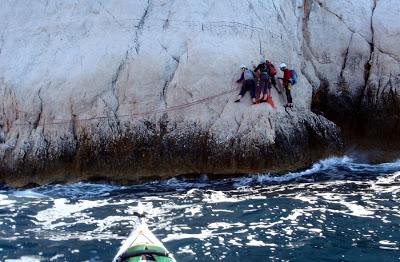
[113,202,176,262]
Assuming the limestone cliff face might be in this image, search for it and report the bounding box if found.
[303,0,400,145]
[0,0,397,186]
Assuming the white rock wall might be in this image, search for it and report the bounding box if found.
[0,1,304,158]
[302,0,400,101]
[0,0,398,183]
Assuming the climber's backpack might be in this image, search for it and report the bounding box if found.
[290,69,298,85]
[259,63,268,74]
[244,69,254,80]
[268,63,277,76]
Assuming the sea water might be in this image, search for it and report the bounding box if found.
[0,156,399,261]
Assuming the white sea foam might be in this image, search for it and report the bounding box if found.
[232,156,355,187]
[282,209,304,222]
[142,196,170,201]
[49,254,64,261]
[295,195,319,204]
[162,229,214,242]
[5,256,42,262]
[92,215,137,233]
[34,198,103,228]
[246,239,272,246]
[177,245,196,255]
[184,205,203,217]
[208,222,245,230]
[202,191,242,203]
[378,240,399,250]
[232,156,400,188]
[212,209,234,213]
[0,194,15,206]
[249,220,283,230]
[13,190,47,199]
[309,228,323,233]
[379,240,398,247]
[341,202,374,217]
[228,237,243,246]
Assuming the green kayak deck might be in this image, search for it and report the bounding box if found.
[123,244,174,262]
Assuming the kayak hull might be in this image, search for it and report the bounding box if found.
[113,218,175,262]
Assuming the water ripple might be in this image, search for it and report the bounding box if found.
[0,156,400,261]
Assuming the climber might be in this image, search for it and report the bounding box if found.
[253,58,271,102]
[278,63,293,107]
[235,64,257,104]
[265,59,280,94]
[255,70,268,103]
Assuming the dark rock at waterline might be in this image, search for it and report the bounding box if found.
[0,110,343,187]
[312,82,400,149]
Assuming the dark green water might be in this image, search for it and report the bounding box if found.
[0,156,399,261]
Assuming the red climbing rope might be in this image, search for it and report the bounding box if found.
[14,87,238,126]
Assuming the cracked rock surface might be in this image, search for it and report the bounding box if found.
[305,0,400,146]
[0,0,398,186]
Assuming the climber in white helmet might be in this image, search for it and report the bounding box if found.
[278,63,293,107]
[235,64,257,104]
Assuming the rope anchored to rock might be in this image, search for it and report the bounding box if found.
[14,87,239,127]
